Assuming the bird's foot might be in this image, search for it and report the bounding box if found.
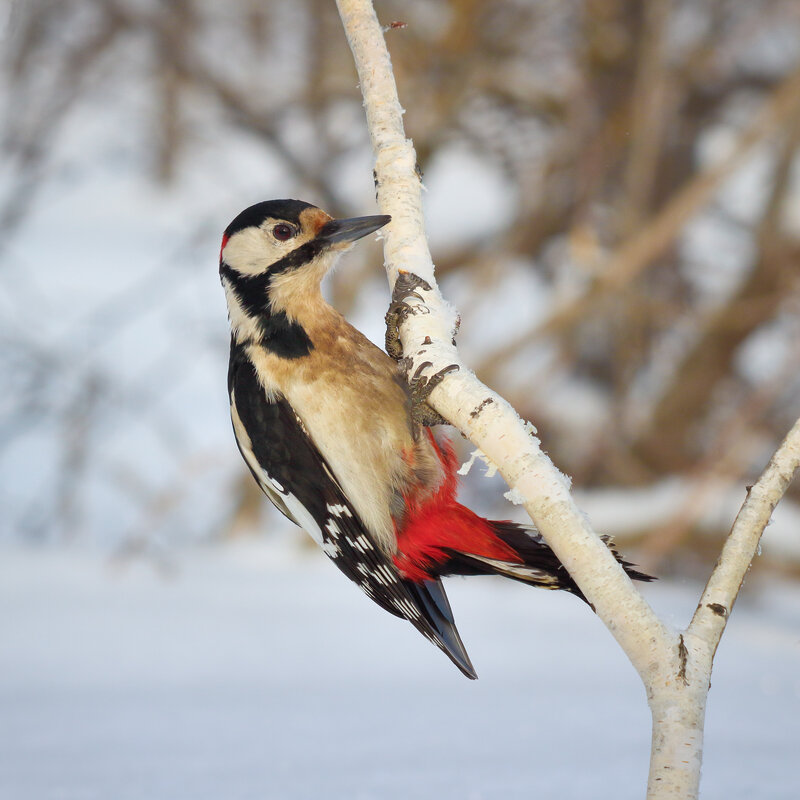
[385,271,433,361]
[407,361,459,427]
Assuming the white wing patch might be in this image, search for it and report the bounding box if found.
[327,503,352,518]
[281,491,325,546]
[230,391,363,561]
[322,519,342,557]
[392,597,422,619]
[230,394,298,524]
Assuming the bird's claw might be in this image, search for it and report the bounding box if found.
[386,272,458,425]
[385,272,433,361]
[408,362,459,427]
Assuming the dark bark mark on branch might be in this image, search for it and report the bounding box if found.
[470,397,494,419]
[707,603,727,618]
[677,634,689,686]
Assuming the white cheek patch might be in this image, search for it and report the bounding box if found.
[223,227,291,275]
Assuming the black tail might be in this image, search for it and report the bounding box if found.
[441,521,653,604]
[407,578,477,679]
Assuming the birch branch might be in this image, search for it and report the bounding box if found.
[335,0,672,690]
[689,417,800,655]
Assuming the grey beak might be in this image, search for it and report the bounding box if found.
[318,214,391,245]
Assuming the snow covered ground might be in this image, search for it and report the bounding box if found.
[1,541,798,800]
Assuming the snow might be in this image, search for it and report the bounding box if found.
[1,542,798,800]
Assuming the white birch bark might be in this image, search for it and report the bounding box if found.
[334,1,800,796]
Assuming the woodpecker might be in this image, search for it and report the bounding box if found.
[220,198,651,679]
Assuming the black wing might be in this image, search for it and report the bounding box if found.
[228,340,477,679]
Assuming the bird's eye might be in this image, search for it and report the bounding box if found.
[272,223,295,241]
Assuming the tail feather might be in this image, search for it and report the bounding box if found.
[408,578,477,679]
[442,520,653,603]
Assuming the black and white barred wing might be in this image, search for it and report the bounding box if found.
[227,344,477,678]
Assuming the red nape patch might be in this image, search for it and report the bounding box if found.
[393,433,522,583]
[219,233,230,264]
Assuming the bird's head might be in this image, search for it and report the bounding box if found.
[220,199,390,272]
[220,199,389,322]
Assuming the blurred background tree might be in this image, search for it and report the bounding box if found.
[1,0,799,577]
